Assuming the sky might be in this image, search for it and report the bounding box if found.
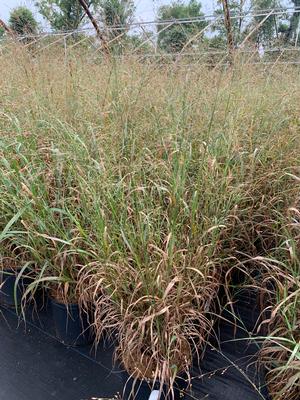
[0,0,218,25]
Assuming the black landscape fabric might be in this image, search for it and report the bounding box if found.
[0,291,270,400]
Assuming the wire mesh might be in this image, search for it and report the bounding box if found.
[1,6,300,66]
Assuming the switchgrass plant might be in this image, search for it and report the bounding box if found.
[0,43,300,397]
[257,205,300,400]
[262,282,300,400]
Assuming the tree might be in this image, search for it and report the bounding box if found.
[286,0,300,42]
[253,0,282,45]
[157,0,207,53]
[221,0,235,58]
[212,1,248,48]
[35,0,101,31]
[124,31,153,53]
[100,0,135,41]
[211,1,283,48]
[9,6,38,36]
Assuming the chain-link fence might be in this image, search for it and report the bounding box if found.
[1,6,300,66]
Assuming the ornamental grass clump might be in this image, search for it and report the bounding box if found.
[0,43,300,397]
[257,205,300,400]
[82,140,242,387]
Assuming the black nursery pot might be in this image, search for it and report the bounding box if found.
[0,268,29,308]
[50,299,93,347]
[123,375,188,400]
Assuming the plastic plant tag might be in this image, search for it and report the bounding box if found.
[148,390,160,400]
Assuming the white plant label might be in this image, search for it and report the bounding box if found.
[149,390,160,400]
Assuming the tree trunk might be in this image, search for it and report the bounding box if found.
[286,0,300,42]
[0,19,14,36]
[221,0,235,63]
[77,0,110,56]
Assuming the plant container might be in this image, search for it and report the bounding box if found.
[0,268,29,308]
[50,299,93,347]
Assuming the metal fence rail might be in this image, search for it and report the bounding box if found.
[1,6,300,67]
